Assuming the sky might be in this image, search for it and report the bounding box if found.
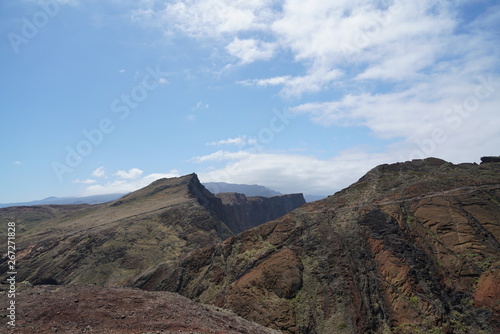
[1,0,499,203]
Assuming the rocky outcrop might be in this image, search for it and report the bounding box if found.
[134,159,500,334]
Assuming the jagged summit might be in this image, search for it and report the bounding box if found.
[110,173,200,205]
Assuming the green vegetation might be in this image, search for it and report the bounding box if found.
[337,322,347,330]
[408,295,421,309]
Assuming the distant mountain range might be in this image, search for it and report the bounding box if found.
[204,182,282,197]
[204,182,327,202]
[0,193,125,208]
[0,182,325,208]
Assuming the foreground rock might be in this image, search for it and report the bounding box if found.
[2,284,279,334]
[135,158,500,333]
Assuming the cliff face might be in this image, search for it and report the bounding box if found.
[212,192,306,234]
[134,159,500,334]
[185,175,305,237]
[0,174,304,287]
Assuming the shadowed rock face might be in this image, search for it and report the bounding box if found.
[0,174,305,287]
[481,156,500,163]
[213,192,306,234]
[134,159,500,334]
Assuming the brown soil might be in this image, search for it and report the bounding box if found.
[1,284,279,334]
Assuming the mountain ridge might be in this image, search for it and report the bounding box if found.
[2,158,499,333]
[1,179,317,208]
[0,173,305,287]
[133,158,500,333]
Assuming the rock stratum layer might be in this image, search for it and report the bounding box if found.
[134,159,500,333]
[0,174,304,286]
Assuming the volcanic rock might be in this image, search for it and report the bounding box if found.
[134,159,500,333]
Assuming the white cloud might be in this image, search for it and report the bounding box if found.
[127,1,499,98]
[207,135,257,146]
[192,101,209,111]
[226,38,277,64]
[73,179,97,184]
[82,170,181,196]
[192,150,252,162]
[13,161,22,165]
[239,75,292,87]
[185,114,197,122]
[91,166,106,178]
[158,0,278,37]
[291,73,500,162]
[114,168,144,180]
[197,150,394,196]
[239,68,344,97]
[125,0,499,175]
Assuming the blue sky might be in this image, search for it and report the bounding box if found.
[1,0,499,203]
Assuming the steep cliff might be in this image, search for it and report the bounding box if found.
[0,173,304,287]
[134,159,500,334]
[213,192,306,234]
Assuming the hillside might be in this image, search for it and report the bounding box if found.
[133,158,500,333]
[0,174,305,286]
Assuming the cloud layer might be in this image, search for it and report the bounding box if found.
[124,0,499,194]
[76,1,499,197]
[78,169,180,196]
